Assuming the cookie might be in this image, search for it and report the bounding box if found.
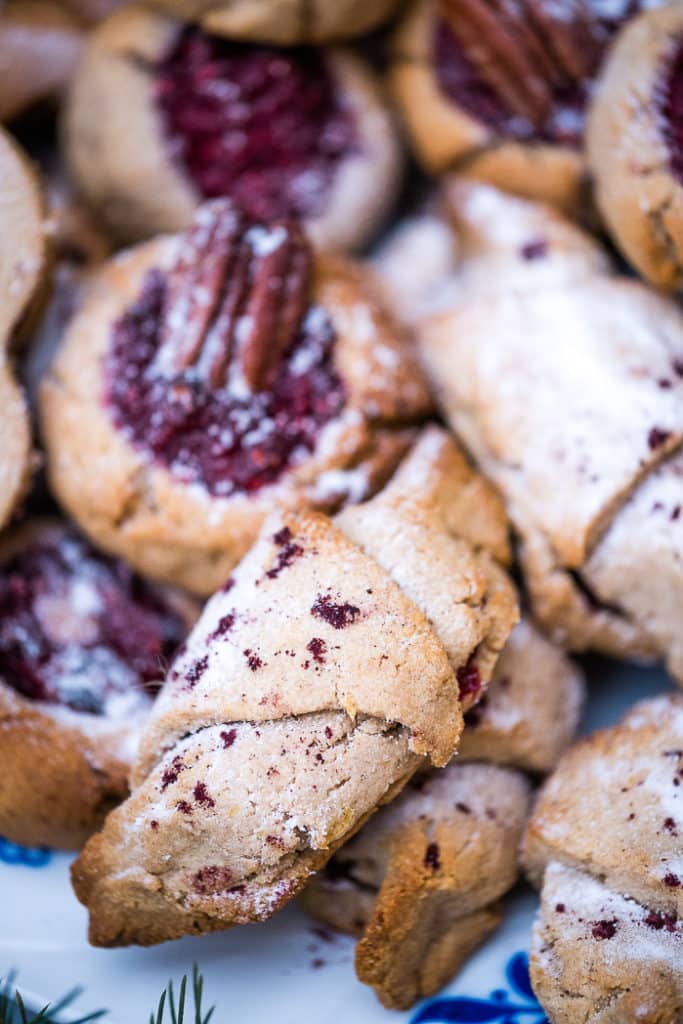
[416,180,683,683]
[387,0,661,215]
[301,763,531,1010]
[587,5,683,290]
[70,427,518,946]
[0,1,83,122]
[0,520,195,849]
[63,5,402,249]
[23,137,112,404]
[299,614,582,1007]
[40,200,431,595]
[459,618,585,775]
[145,0,401,44]
[524,695,683,1023]
[0,126,46,532]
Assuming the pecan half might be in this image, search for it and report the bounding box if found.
[154,199,313,392]
[440,0,607,132]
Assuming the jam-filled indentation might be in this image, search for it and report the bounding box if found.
[104,206,347,497]
[0,529,186,715]
[154,27,358,221]
[434,0,649,147]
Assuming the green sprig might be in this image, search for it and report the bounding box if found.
[0,972,105,1024]
[150,965,214,1024]
[2,965,214,1024]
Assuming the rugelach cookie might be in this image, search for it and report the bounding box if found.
[70,427,518,946]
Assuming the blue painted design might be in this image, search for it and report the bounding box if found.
[411,952,548,1024]
[0,836,51,867]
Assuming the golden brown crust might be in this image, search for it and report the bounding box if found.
[587,6,683,291]
[388,0,585,215]
[40,233,432,595]
[0,687,130,849]
[0,127,46,531]
[70,429,518,946]
[301,762,531,1009]
[64,6,402,249]
[147,0,401,44]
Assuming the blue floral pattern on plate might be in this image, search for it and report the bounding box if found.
[411,952,547,1024]
[0,837,51,867]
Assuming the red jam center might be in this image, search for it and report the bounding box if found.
[0,529,186,715]
[154,27,357,221]
[662,37,683,186]
[434,1,647,146]
[104,271,346,496]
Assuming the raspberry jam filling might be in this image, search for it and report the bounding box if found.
[154,27,357,221]
[661,37,683,186]
[104,232,346,496]
[434,1,648,146]
[0,528,186,715]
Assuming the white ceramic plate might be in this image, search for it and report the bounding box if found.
[2,659,675,1024]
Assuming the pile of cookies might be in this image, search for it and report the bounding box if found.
[1,0,682,1019]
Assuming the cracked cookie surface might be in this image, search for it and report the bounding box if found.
[524,695,683,1023]
[416,182,683,682]
[70,428,518,946]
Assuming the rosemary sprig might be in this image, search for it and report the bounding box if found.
[0,972,105,1024]
[2,964,214,1024]
[150,965,214,1024]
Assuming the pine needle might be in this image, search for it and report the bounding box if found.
[0,974,105,1024]
[2,964,213,1024]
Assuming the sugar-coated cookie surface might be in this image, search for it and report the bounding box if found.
[300,612,582,1008]
[416,181,683,682]
[70,428,518,947]
[525,695,683,917]
[525,695,683,1023]
[533,864,683,1024]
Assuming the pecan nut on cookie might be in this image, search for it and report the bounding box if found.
[300,618,584,1009]
[388,0,664,215]
[0,520,195,850]
[524,695,683,1024]
[587,5,683,291]
[0,127,47,532]
[70,427,519,946]
[0,1,83,123]
[63,4,402,249]
[416,180,683,684]
[144,0,401,45]
[40,200,431,596]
